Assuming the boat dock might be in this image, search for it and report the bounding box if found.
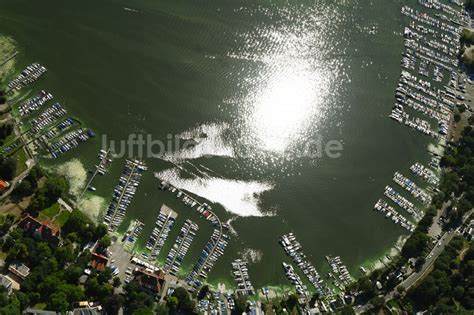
[18,90,53,117]
[231,259,255,296]
[373,199,416,232]
[325,255,354,291]
[185,228,229,289]
[48,128,95,158]
[158,180,221,227]
[410,162,439,185]
[389,3,467,140]
[393,172,432,204]
[29,103,67,133]
[282,262,308,299]
[280,233,331,297]
[122,219,145,252]
[384,186,423,222]
[7,63,47,92]
[145,204,178,261]
[103,159,146,231]
[158,179,229,290]
[79,149,113,199]
[164,219,199,276]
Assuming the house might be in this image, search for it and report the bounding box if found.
[0,274,19,295]
[8,261,30,280]
[18,215,61,248]
[89,252,108,272]
[134,268,165,295]
[0,274,12,295]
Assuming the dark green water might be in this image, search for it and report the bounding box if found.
[0,0,433,288]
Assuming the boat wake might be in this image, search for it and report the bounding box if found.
[161,122,235,162]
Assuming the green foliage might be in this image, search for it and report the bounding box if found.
[0,157,16,181]
[401,231,430,259]
[171,286,195,313]
[405,236,474,313]
[26,175,68,216]
[0,124,13,142]
[123,282,155,314]
[62,210,95,245]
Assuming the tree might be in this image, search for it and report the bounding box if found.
[103,294,124,315]
[166,296,178,311]
[94,224,108,240]
[0,158,16,181]
[48,291,69,313]
[113,277,121,288]
[98,235,111,249]
[171,286,195,313]
[12,179,33,199]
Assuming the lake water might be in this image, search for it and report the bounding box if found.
[0,0,432,288]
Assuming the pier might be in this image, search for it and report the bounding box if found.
[280,233,331,297]
[232,259,255,296]
[79,149,112,200]
[145,204,178,261]
[103,159,146,231]
[164,219,198,276]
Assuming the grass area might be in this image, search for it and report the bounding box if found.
[55,210,70,227]
[0,36,16,84]
[0,252,7,260]
[40,203,61,219]
[38,203,70,228]
[12,147,28,175]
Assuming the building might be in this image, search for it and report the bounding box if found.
[0,274,19,295]
[68,302,102,315]
[134,268,165,295]
[18,215,61,248]
[0,274,12,295]
[23,308,58,315]
[8,261,30,280]
[89,252,108,272]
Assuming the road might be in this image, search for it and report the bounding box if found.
[355,209,472,314]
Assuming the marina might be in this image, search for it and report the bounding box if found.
[384,186,423,222]
[231,259,255,296]
[7,63,46,92]
[79,149,113,199]
[410,162,440,185]
[103,159,147,231]
[17,90,53,117]
[373,199,416,232]
[280,233,331,297]
[145,204,178,261]
[164,219,199,276]
[158,180,221,227]
[282,261,308,299]
[393,171,432,204]
[0,0,469,298]
[48,128,95,158]
[325,255,353,291]
[122,220,145,252]
[29,103,67,133]
[185,228,229,289]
